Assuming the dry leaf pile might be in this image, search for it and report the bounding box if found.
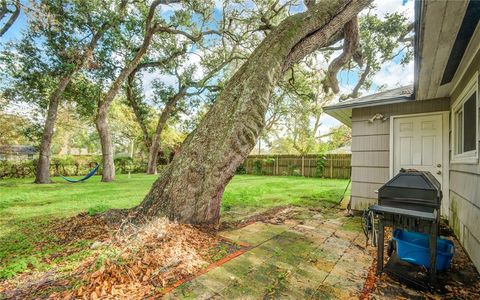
[50,218,221,299]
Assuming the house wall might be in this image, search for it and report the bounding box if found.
[350,98,450,210]
[448,47,480,271]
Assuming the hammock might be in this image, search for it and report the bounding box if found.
[61,163,99,183]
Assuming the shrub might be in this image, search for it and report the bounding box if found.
[114,157,134,173]
[292,169,301,176]
[253,159,262,175]
[287,164,298,176]
[315,154,327,177]
[264,158,275,165]
[235,164,246,174]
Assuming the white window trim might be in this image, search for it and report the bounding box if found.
[451,72,479,164]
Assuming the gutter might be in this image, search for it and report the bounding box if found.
[413,0,424,100]
[323,95,413,112]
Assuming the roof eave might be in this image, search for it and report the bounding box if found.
[323,96,413,128]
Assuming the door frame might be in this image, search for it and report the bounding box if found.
[389,111,450,218]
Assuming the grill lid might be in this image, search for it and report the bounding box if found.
[378,170,442,212]
[380,170,441,192]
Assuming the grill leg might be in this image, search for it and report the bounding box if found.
[429,224,437,283]
[377,221,384,274]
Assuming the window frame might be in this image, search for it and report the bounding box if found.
[451,72,479,164]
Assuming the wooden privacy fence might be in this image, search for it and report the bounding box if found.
[242,154,351,179]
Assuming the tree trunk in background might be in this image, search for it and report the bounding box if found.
[35,76,71,183]
[96,0,161,182]
[95,107,116,182]
[146,89,186,174]
[129,0,371,227]
[126,75,152,150]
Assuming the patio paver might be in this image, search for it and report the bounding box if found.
[165,212,372,299]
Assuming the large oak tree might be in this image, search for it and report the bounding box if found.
[128,0,372,227]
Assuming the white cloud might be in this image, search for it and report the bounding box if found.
[371,0,414,21]
[141,71,178,99]
[182,51,205,81]
[159,2,183,14]
[372,59,414,89]
[318,114,341,139]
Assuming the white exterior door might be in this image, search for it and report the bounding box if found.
[392,114,447,214]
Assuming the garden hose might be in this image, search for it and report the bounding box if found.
[336,178,351,205]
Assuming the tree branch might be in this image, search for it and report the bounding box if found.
[126,74,152,149]
[342,59,370,100]
[0,0,20,37]
[154,25,222,42]
[324,16,360,94]
[398,22,414,44]
[0,1,8,21]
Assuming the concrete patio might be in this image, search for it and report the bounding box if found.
[165,210,372,299]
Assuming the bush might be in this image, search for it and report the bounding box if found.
[292,169,301,176]
[287,164,298,176]
[0,160,36,179]
[235,164,246,174]
[253,159,262,175]
[315,154,327,177]
[114,157,134,173]
[264,158,275,165]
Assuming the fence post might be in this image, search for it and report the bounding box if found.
[274,156,277,176]
[301,156,305,177]
[330,158,333,178]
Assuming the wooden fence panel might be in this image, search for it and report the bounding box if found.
[243,154,351,179]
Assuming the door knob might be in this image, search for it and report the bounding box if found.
[437,170,442,175]
[437,163,441,167]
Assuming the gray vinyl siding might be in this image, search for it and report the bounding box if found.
[448,49,480,271]
[350,98,450,210]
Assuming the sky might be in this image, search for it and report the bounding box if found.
[1,0,415,142]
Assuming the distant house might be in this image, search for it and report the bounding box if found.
[324,0,480,271]
[58,146,97,156]
[326,145,352,154]
[0,145,37,160]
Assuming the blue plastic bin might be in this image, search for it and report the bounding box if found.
[393,229,454,271]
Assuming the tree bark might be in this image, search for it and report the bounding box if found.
[128,0,371,227]
[325,16,360,93]
[126,74,152,150]
[146,88,187,174]
[34,76,70,183]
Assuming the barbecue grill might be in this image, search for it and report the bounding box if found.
[368,169,443,286]
[378,170,442,212]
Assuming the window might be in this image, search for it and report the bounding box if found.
[453,74,478,163]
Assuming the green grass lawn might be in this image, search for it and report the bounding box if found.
[0,174,349,280]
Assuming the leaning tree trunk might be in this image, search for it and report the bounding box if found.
[129,0,371,227]
[146,89,186,174]
[35,76,70,183]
